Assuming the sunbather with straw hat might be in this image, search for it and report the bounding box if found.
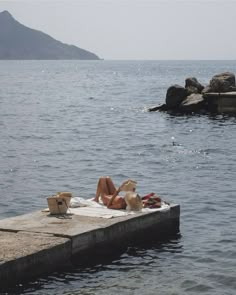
[94,176,138,209]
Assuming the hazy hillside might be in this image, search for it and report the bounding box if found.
[0,10,100,60]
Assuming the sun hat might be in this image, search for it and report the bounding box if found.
[121,180,137,192]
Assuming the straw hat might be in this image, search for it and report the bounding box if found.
[120,180,137,192]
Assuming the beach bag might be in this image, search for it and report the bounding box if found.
[47,192,72,215]
[57,192,72,207]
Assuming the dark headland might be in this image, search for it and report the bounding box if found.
[0,10,100,60]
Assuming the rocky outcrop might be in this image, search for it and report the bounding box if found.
[149,72,236,114]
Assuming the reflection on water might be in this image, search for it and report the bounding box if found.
[2,234,182,294]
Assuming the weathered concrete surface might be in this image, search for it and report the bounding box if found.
[71,204,180,254]
[0,210,108,237]
[0,204,180,286]
[0,205,179,254]
[204,91,236,98]
[0,231,71,286]
[204,92,236,113]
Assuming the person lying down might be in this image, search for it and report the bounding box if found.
[94,176,166,210]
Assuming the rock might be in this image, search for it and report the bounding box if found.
[165,85,188,108]
[228,86,236,92]
[202,85,212,94]
[185,85,199,95]
[209,72,235,93]
[185,77,204,95]
[148,104,169,112]
[179,94,206,113]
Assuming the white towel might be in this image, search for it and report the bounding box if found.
[68,197,170,219]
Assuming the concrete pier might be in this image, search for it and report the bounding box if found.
[204,92,236,113]
[0,204,180,287]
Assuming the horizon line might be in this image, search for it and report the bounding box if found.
[0,59,236,62]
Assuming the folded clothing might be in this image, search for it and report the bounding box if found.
[142,193,165,209]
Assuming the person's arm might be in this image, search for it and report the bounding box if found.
[107,179,134,208]
[107,186,121,208]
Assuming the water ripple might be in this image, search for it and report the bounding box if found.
[0,60,236,295]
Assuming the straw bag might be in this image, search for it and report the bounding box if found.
[47,192,72,215]
[57,192,72,207]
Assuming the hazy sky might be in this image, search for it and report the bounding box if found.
[1,0,236,60]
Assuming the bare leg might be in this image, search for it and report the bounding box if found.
[105,177,116,195]
[94,177,116,202]
[94,177,126,209]
[95,177,108,201]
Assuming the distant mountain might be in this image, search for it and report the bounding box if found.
[0,10,100,60]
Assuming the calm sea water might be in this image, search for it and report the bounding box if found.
[0,60,236,294]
